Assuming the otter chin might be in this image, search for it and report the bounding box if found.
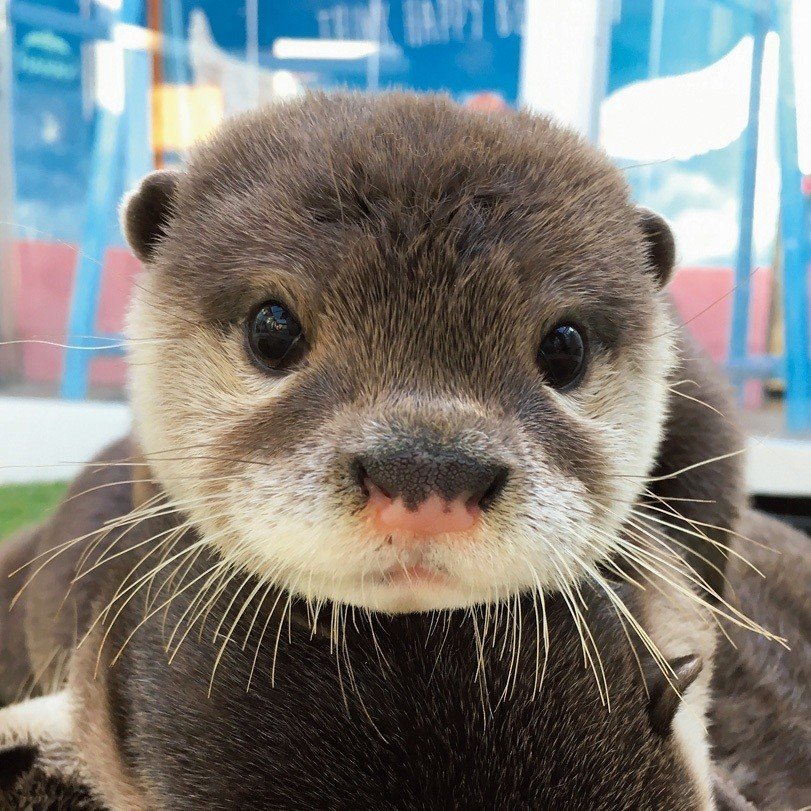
[124,92,680,614]
[377,568,458,613]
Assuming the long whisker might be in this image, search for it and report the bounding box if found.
[168,562,237,663]
[643,448,746,484]
[634,504,766,576]
[208,574,266,696]
[613,520,783,642]
[547,548,609,708]
[247,583,289,692]
[79,537,209,652]
[109,560,225,668]
[92,540,204,676]
[527,566,550,695]
[581,562,675,685]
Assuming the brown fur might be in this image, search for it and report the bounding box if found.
[0,692,104,809]
[0,449,719,810]
[72,637,154,811]
[69,505,705,810]
[0,438,135,704]
[3,498,806,811]
[0,750,102,810]
[710,509,811,809]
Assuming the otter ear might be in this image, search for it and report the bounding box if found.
[647,653,703,736]
[121,169,180,263]
[637,207,676,287]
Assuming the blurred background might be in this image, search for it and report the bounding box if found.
[0,0,809,533]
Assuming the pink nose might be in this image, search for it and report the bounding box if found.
[366,485,479,536]
[352,449,508,537]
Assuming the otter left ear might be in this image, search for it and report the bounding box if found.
[637,207,676,287]
[647,653,703,736]
[121,169,180,263]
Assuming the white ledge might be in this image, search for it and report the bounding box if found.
[0,397,131,484]
[745,435,811,497]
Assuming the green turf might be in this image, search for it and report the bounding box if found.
[0,482,68,538]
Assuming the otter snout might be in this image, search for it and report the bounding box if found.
[352,445,509,536]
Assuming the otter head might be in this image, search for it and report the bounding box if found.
[124,93,677,613]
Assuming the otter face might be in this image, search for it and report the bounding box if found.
[125,94,677,613]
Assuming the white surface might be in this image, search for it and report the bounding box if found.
[518,0,611,140]
[600,36,761,162]
[746,435,811,497]
[0,397,131,484]
[272,38,380,60]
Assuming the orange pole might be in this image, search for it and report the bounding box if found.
[148,0,164,168]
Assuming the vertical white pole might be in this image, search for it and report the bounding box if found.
[518,0,612,142]
[366,0,383,93]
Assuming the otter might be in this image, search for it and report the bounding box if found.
[0,92,803,808]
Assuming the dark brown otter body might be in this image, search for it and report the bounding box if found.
[710,511,811,810]
[0,459,807,810]
[72,515,700,810]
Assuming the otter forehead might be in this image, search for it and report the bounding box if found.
[154,93,657,348]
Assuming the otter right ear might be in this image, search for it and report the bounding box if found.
[636,207,676,287]
[121,170,180,263]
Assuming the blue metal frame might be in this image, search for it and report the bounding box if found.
[774,0,811,429]
[726,0,810,431]
[59,98,125,398]
[59,0,148,398]
[728,7,767,389]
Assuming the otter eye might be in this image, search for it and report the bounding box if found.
[536,324,586,389]
[246,301,308,372]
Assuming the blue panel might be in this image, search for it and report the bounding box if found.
[124,35,151,189]
[60,0,146,399]
[775,0,811,430]
[163,0,189,86]
[728,8,768,390]
[169,0,523,103]
[726,353,783,379]
[59,103,122,398]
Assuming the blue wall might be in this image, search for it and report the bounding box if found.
[10,0,761,266]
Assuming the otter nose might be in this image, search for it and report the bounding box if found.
[353,450,508,536]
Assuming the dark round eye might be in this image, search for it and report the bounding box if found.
[536,324,587,389]
[246,301,308,372]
